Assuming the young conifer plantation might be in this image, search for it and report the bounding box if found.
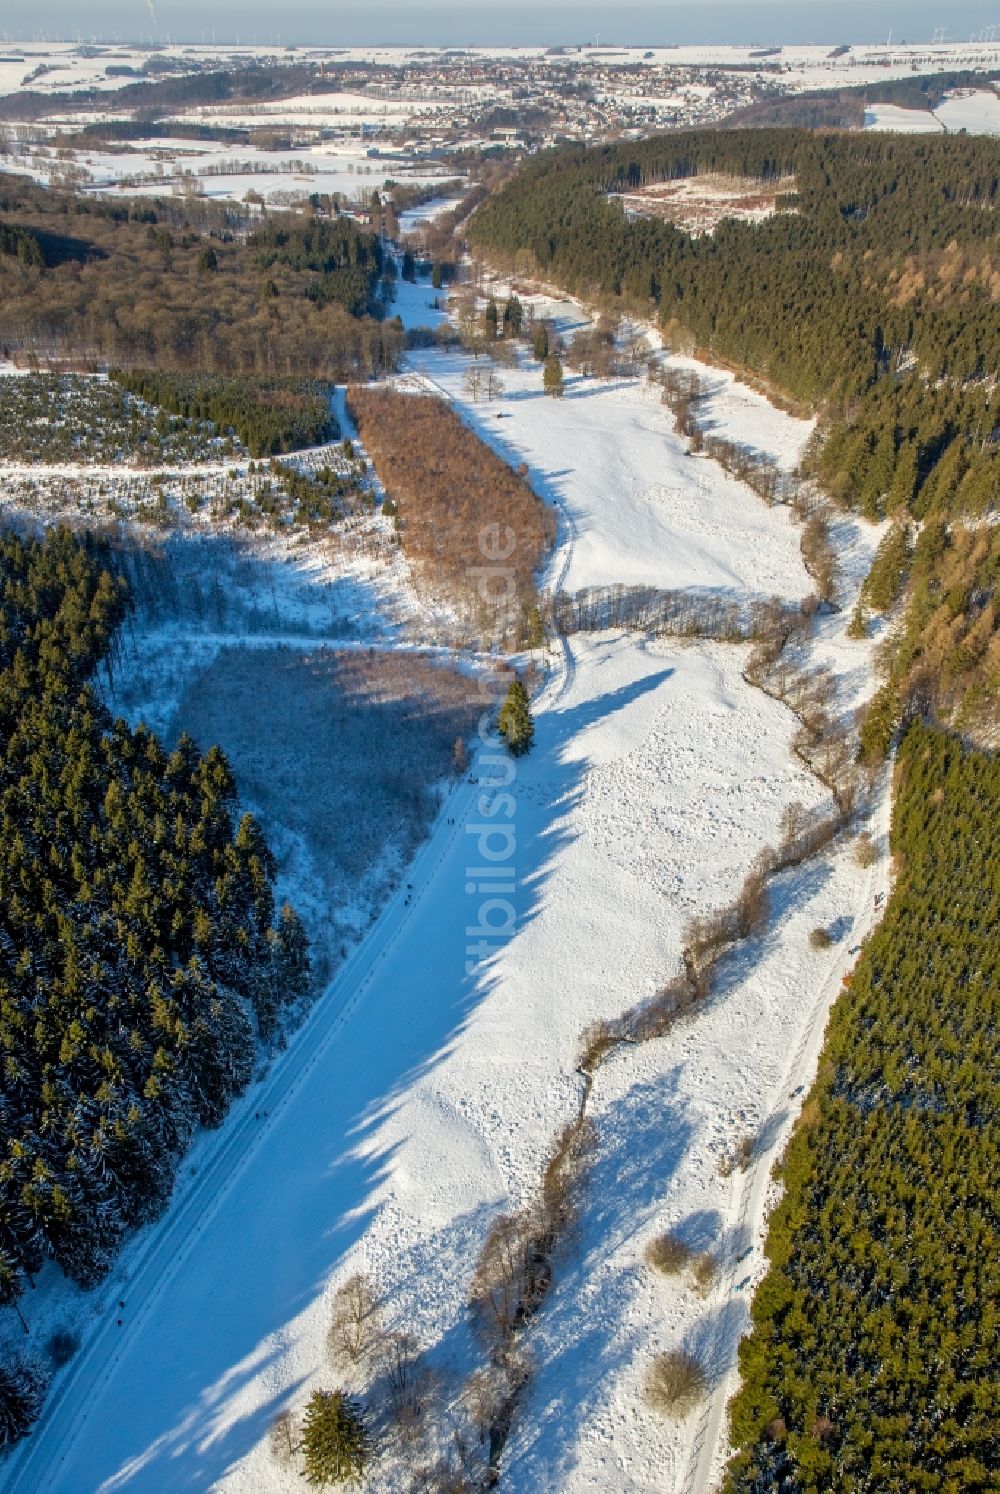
[727,724,999,1489]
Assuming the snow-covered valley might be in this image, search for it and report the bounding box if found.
[0,284,887,1494]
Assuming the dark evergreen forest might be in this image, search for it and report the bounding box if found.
[0,531,309,1352]
[727,724,1000,1491]
[111,371,337,457]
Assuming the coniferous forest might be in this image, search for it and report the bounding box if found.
[727,724,1000,1491]
[0,530,309,1328]
[471,128,1000,1486]
[110,371,337,458]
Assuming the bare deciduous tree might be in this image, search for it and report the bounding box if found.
[377,1331,437,1443]
[469,1212,532,1347]
[268,1408,298,1468]
[328,1271,382,1368]
[462,365,484,403]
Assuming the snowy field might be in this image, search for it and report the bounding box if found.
[0,277,886,1492]
[401,332,812,602]
[0,134,460,205]
[865,88,1000,135]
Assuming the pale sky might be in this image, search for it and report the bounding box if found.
[4,1,998,48]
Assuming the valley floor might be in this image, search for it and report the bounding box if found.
[1,288,884,1494]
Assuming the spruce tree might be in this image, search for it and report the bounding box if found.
[300,1389,369,1485]
[543,354,564,398]
[274,904,312,1004]
[524,605,545,651]
[503,294,523,337]
[533,322,550,361]
[0,1360,48,1447]
[498,678,534,757]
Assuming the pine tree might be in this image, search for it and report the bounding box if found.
[503,294,523,337]
[300,1389,369,1485]
[484,296,499,340]
[543,354,564,399]
[401,250,415,283]
[533,323,550,361]
[0,1360,48,1447]
[498,679,534,757]
[524,605,545,651]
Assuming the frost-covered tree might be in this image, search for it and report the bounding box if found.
[0,1359,49,1447]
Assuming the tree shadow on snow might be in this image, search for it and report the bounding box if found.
[500,1068,696,1487]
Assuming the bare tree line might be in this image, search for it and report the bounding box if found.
[552,583,756,642]
[744,604,857,812]
[651,362,816,513]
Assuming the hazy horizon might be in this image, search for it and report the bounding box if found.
[5,2,1000,50]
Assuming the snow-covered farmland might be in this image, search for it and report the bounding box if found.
[863,102,945,133]
[0,280,885,1494]
[865,88,1000,135]
[0,133,460,205]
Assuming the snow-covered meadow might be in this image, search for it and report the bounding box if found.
[0,275,887,1493]
[864,88,1000,135]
